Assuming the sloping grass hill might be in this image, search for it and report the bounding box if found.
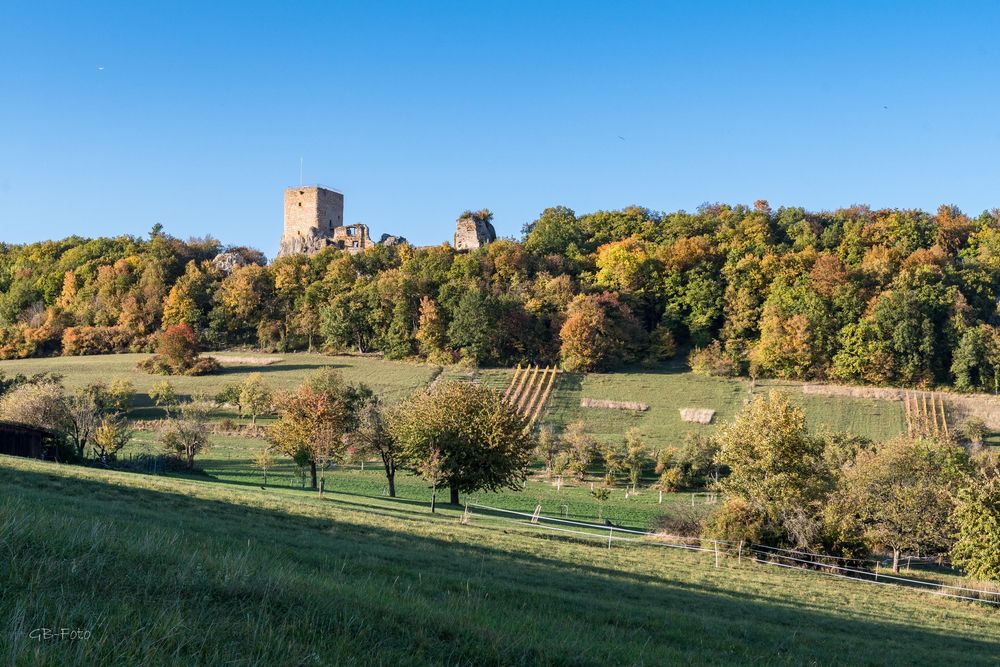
[2,455,998,666]
[2,354,909,449]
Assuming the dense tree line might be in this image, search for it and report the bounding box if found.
[5,201,1000,389]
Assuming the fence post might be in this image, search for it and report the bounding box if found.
[608,526,613,550]
[738,540,743,564]
[714,542,720,568]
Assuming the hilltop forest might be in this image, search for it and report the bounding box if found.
[2,202,1000,391]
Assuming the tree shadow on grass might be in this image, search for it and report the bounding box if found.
[2,460,999,666]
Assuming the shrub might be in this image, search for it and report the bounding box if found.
[139,324,219,376]
[962,418,988,449]
[0,325,39,360]
[157,324,200,371]
[137,356,173,375]
[688,340,735,377]
[649,326,677,361]
[653,506,704,538]
[187,356,221,376]
[62,326,133,356]
[703,497,765,543]
[951,479,1000,582]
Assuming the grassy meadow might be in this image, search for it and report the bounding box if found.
[127,431,701,530]
[2,454,999,666]
[2,353,997,664]
[448,361,908,448]
[1,353,909,450]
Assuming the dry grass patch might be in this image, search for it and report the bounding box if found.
[212,355,284,365]
[580,398,649,411]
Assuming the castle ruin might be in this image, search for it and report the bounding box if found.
[277,185,493,257]
[277,186,379,257]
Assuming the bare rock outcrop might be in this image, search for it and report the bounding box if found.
[454,209,496,251]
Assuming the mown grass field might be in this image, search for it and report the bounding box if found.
[1,353,909,450]
[451,362,907,448]
[2,454,998,666]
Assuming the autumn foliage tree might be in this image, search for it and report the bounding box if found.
[391,381,534,507]
[140,324,220,376]
[268,369,367,492]
[350,395,401,497]
[559,292,644,371]
[830,437,970,572]
[708,392,833,547]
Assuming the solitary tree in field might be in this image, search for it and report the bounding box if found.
[149,380,177,414]
[63,391,102,460]
[253,447,275,485]
[268,369,366,492]
[654,466,682,503]
[391,381,534,508]
[562,421,595,480]
[622,428,648,488]
[600,442,624,486]
[535,425,562,475]
[351,395,401,497]
[159,400,212,469]
[238,373,272,427]
[418,447,444,513]
[158,324,200,371]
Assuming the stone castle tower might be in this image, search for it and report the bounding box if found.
[277,186,375,257]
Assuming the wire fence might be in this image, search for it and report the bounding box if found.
[465,502,1000,607]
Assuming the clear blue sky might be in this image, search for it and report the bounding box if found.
[1,1,998,258]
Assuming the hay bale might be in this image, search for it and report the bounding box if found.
[679,408,715,424]
[580,398,649,411]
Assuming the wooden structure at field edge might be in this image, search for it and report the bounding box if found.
[0,421,60,460]
[903,390,950,440]
[504,364,559,427]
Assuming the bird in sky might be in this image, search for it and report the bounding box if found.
[617,135,626,141]
[97,66,104,71]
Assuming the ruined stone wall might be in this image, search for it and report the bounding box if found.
[331,224,376,254]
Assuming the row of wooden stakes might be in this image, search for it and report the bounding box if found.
[904,390,950,440]
[504,364,559,427]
